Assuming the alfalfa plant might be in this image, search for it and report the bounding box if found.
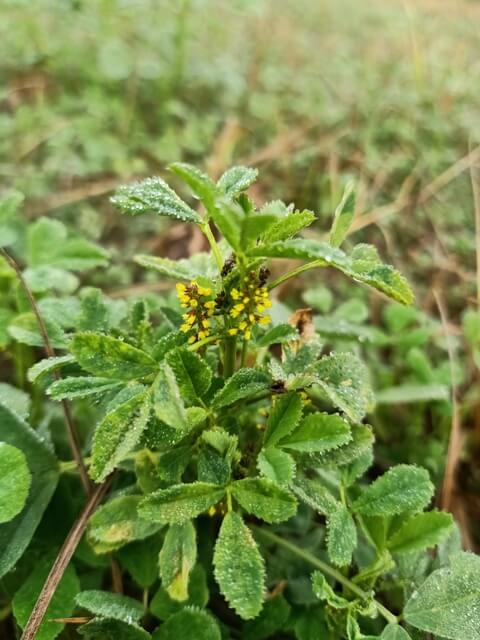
[3,164,479,639]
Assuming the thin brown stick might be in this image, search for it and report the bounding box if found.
[20,480,111,640]
[1,248,91,495]
[433,289,462,513]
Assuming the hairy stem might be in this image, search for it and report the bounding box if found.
[20,479,111,640]
[223,336,237,378]
[1,248,91,495]
[252,526,398,625]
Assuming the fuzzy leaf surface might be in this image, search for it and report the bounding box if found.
[72,332,157,380]
[159,521,197,602]
[231,478,297,523]
[169,162,217,210]
[353,465,434,516]
[153,366,188,430]
[212,369,271,409]
[139,482,225,524]
[217,166,258,196]
[264,392,303,447]
[79,618,150,639]
[213,511,265,619]
[111,176,201,223]
[329,181,355,247]
[326,506,357,567]
[48,376,123,400]
[404,552,480,639]
[153,607,221,640]
[280,413,351,453]
[90,390,151,482]
[166,347,212,405]
[76,590,144,623]
[257,447,295,485]
[387,511,454,554]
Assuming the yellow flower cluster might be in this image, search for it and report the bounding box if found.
[176,282,216,344]
[227,274,272,340]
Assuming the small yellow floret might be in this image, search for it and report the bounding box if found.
[228,328,238,336]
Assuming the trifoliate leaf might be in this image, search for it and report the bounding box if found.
[314,352,374,423]
[111,176,201,223]
[213,511,265,620]
[139,483,225,525]
[72,332,157,380]
[13,556,79,640]
[48,376,124,400]
[212,369,271,409]
[79,617,150,640]
[88,495,161,553]
[217,166,258,197]
[153,366,188,430]
[168,162,217,211]
[75,590,144,623]
[90,390,151,482]
[387,511,454,554]
[326,506,357,567]
[280,413,351,453]
[257,447,295,486]
[293,478,340,516]
[353,465,434,517]
[230,478,297,523]
[0,442,31,523]
[153,607,221,640]
[264,392,303,447]
[329,181,355,247]
[404,552,480,640]
[166,347,212,405]
[159,521,197,602]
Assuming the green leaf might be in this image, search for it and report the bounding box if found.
[27,217,66,265]
[241,213,280,250]
[152,607,221,640]
[159,521,197,602]
[0,382,30,419]
[248,237,348,264]
[314,423,374,468]
[217,166,258,197]
[166,347,212,405]
[9,312,68,349]
[327,506,357,566]
[293,477,341,516]
[404,552,480,640]
[76,590,144,623]
[169,162,217,210]
[139,482,225,525]
[311,571,350,609]
[230,478,297,523]
[314,352,374,423]
[111,176,201,223]
[23,266,79,293]
[72,332,157,380]
[0,442,31,523]
[117,537,162,589]
[90,390,151,482]
[153,366,188,430]
[0,404,59,577]
[79,618,151,640]
[380,624,413,639]
[353,465,434,516]
[27,355,76,385]
[257,447,295,485]
[48,376,124,401]
[208,198,243,251]
[13,556,79,640]
[264,392,303,447]
[280,413,351,452]
[213,511,265,620]
[212,369,271,409]
[88,495,161,554]
[329,181,356,247]
[387,511,454,554]
[255,323,298,348]
[263,210,316,243]
[134,253,214,282]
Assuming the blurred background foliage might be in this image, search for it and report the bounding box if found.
[1,0,480,544]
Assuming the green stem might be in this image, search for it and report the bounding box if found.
[200,222,223,272]
[240,338,248,368]
[188,334,221,351]
[268,260,324,290]
[252,526,398,625]
[223,336,237,378]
